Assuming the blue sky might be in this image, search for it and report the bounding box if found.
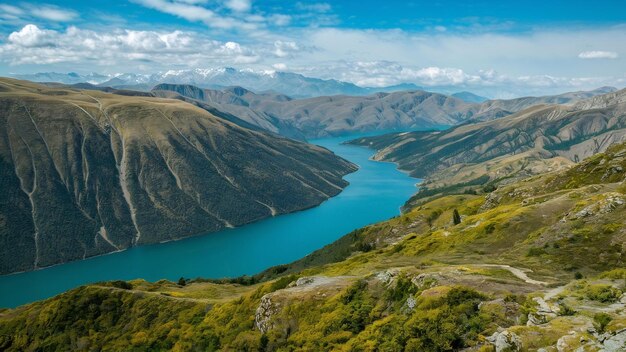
[1,0,625,96]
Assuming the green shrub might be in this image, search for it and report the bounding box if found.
[584,285,622,303]
[593,313,612,333]
[452,209,461,225]
[526,247,547,257]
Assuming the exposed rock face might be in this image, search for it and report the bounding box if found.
[255,294,277,334]
[0,78,357,274]
[527,297,560,326]
[601,328,626,352]
[487,330,522,352]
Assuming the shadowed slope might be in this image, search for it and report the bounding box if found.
[0,78,357,274]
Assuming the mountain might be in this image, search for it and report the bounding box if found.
[471,86,619,122]
[348,87,626,210]
[1,139,624,351]
[451,91,489,103]
[0,78,357,275]
[12,69,424,98]
[153,83,621,139]
[152,84,480,138]
[350,88,626,177]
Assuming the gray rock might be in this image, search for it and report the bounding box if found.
[255,294,277,333]
[601,328,626,352]
[487,330,522,352]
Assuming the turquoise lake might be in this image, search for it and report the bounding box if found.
[0,133,420,308]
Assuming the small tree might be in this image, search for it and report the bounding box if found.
[452,209,461,225]
[178,277,187,286]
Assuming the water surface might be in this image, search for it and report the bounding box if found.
[0,132,419,308]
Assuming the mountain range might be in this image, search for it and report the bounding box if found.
[349,86,626,209]
[0,78,356,275]
[13,68,423,98]
[152,83,617,139]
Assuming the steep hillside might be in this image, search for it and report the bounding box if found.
[350,88,626,180]
[0,78,357,275]
[1,142,624,352]
[471,86,618,122]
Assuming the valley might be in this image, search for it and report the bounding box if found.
[1,79,625,352]
[0,132,419,308]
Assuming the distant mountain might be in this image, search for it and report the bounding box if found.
[153,83,619,139]
[12,69,424,98]
[349,87,626,179]
[0,78,356,275]
[471,86,618,121]
[12,72,109,85]
[152,84,477,138]
[451,91,489,103]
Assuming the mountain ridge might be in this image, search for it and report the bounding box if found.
[0,78,357,275]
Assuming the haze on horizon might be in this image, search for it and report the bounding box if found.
[0,0,625,98]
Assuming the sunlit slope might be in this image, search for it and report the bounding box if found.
[1,141,624,351]
[0,78,357,274]
[353,88,626,177]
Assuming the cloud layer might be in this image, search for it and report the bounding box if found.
[0,1,625,97]
[578,51,619,59]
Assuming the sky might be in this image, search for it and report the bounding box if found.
[0,0,625,97]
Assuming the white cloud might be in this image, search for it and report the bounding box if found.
[273,41,299,57]
[0,4,24,16]
[0,24,259,67]
[295,2,331,13]
[272,63,287,70]
[578,50,619,59]
[224,0,251,12]
[0,3,77,23]
[29,5,77,21]
[269,14,291,26]
[8,24,56,47]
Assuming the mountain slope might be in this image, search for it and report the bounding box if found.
[153,84,480,138]
[471,86,618,121]
[0,78,357,275]
[349,88,626,181]
[1,141,624,352]
[154,83,619,139]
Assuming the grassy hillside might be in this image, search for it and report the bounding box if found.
[0,78,357,274]
[1,142,624,351]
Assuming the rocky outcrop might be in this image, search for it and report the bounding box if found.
[487,330,522,352]
[255,294,278,334]
[527,297,560,326]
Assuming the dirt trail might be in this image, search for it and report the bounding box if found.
[475,264,548,286]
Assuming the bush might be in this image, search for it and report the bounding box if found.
[526,247,547,257]
[558,303,576,316]
[584,284,622,303]
[452,209,461,225]
[593,313,612,333]
[109,280,133,290]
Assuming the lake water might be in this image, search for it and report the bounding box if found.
[0,132,420,308]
